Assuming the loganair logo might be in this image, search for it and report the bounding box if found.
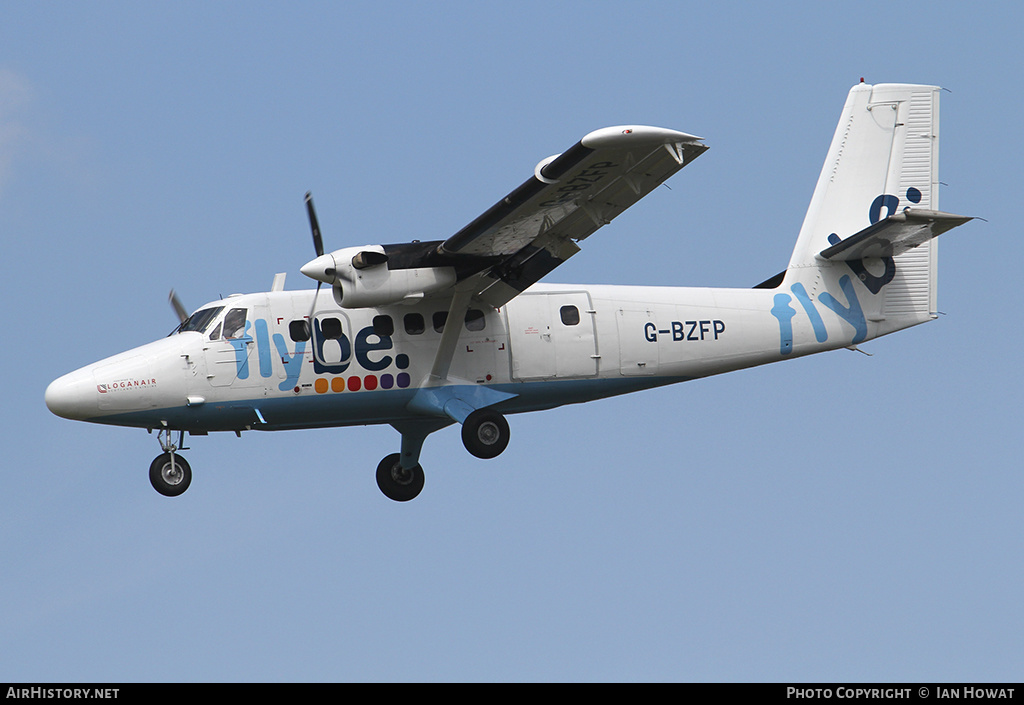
[97,378,158,393]
[770,189,920,355]
[225,318,411,394]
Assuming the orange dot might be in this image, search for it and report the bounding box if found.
[314,378,329,394]
[331,377,346,393]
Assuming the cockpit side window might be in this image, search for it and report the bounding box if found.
[176,306,224,335]
[223,308,248,339]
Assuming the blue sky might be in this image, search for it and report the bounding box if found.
[3,0,1022,682]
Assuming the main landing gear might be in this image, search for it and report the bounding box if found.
[149,428,192,497]
[143,410,513,501]
[461,408,510,460]
[376,409,512,502]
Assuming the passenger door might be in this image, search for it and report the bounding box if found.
[506,292,598,380]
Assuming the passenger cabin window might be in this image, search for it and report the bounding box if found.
[289,320,311,342]
[223,308,248,339]
[372,315,394,337]
[432,311,448,333]
[560,305,581,326]
[404,313,425,335]
[465,309,486,331]
[320,317,343,340]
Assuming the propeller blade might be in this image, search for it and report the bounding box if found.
[169,289,188,324]
[304,192,326,337]
[305,191,324,257]
[308,282,322,325]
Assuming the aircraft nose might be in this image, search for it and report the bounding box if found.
[45,368,98,421]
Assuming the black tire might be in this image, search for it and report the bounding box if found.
[149,453,192,497]
[375,453,424,502]
[461,409,510,459]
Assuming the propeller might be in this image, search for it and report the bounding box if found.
[169,289,188,325]
[305,191,324,258]
[301,192,343,284]
[304,192,327,335]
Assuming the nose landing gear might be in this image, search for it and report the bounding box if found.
[150,453,192,496]
[149,428,192,497]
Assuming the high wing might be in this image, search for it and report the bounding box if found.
[302,125,707,309]
[300,125,707,384]
[440,125,707,307]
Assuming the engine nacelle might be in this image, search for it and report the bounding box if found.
[301,245,456,308]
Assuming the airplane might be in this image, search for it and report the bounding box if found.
[45,82,972,502]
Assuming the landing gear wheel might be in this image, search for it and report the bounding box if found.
[376,453,424,502]
[149,453,192,497]
[462,409,510,459]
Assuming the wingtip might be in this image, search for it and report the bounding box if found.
[581,125,703,149]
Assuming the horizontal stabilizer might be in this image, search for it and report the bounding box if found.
[819,209,972,261]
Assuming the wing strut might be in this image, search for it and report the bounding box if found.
[407,280,518,426]
[429,287,475,383]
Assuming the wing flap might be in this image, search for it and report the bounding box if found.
[819,208,972,261]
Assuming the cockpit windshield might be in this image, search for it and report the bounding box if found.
[175,306,224,335]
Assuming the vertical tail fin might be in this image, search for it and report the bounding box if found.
[785,82,946,332]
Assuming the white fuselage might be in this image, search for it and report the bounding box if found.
[45,278,879,434]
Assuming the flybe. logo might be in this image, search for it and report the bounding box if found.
[225,318,411,393]
[309,319,412,393]
[771,278,866,355]
[770,190,917,355]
